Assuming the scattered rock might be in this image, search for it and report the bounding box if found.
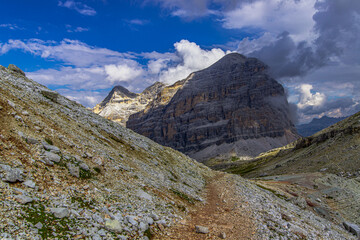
[136,190,152,201]
[150,213,160,221]
[126,215,138,226]
[41,90,59,102]
[195,225,209,234]
[219,232,227,239]
[15,195,33,204]
[105,219,122,233]
[8,64,26,76]
[43,151,61,165]
[138,222,149,232]
[35,222,43,229]
[281,213,292,222]
[0,165,24,183]
[67,163,80,178]
[42,141,60,153]
[23,180,36,189]
[343,222,360,237]
[7,100,15,108]
[92,213,104,224]
[79,163,90,171]
[15,115,23,122]
[93,157,103,166]
[51,208,70,218]
[26,137,38,145]
[0,105,3,110]
[143,216,154,225]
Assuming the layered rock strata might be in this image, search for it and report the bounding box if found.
[127,53,299,160]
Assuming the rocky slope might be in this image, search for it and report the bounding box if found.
[127,53,299,161]
[0,65,356,239]
[93,82,165,126]
[297,116,347,137]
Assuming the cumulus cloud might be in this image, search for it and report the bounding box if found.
[223,0,316,42]
[297,84,326,110]
[105,63,143,83]
[158,40,227,84]
[58,0,97,16]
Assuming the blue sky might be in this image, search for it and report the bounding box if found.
[0,0,359,123]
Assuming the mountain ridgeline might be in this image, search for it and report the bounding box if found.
[296,115,347,137]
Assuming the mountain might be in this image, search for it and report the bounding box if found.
[93,82,165,126]
[127,53,299,161]
[0,64,356,239]
[297,116,347,137]
[223,112,360,232]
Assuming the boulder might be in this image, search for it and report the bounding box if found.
[105,219,122,233]
[195,225,209,234]
[51,208,69,218]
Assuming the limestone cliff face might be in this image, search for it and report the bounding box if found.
[127,53,299,160]
[93,82,165,126]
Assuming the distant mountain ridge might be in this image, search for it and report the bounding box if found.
[297,116,347,137]
[93,82,165,126]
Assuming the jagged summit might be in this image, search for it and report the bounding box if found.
[98,85,138,108]
[93,82,165,126]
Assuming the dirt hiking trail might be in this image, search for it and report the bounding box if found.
[154,173,256,239]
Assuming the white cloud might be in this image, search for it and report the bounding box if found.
[159,40,227,84]
[105,63,143,83]
[0,39,131,67]
[223,0,316,42]
[147,59,168,74]
[0,23,23,30]
[58,0,97,16]
[66,25,90,33]
[128,19,150,26]
[297,84,326,109]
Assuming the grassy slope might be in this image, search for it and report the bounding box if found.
[225,111,360,178]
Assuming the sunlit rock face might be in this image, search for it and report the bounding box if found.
[127,53,299,161]
[94,82,165,126]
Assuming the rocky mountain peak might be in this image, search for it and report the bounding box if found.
[127,53,299,161]
[93,82,165,126]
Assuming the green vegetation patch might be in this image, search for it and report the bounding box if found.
[171,189,197,204]
[255,184,288,201]
[22,203,75,239]
[70,196,95,209]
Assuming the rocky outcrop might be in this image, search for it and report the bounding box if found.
[127,53,299,161]
[93,82,165,126]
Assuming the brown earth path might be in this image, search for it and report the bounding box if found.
[154,173,256,239]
